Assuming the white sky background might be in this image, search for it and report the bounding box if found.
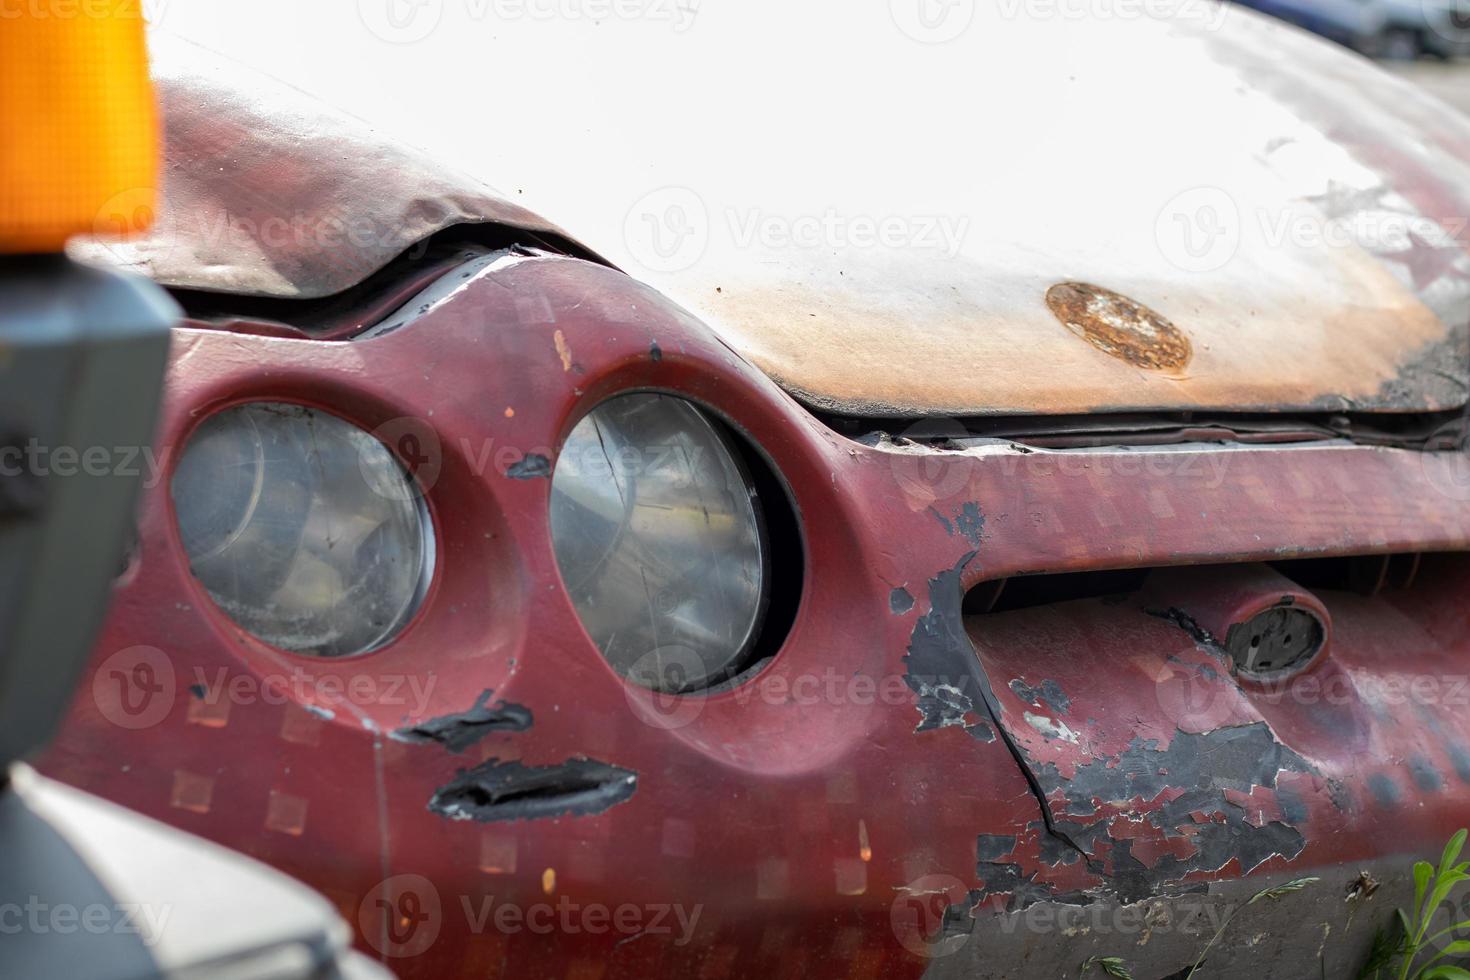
[141,0,1256,269]
[144,0,746,248]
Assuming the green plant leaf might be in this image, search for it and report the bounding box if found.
[1439,830,1468,882]
[1423,872,1470,941]
[1248,877,1320,905]
[1082,956,1135,979]
[1418,967,1470,980]
[1417,862,1437,923]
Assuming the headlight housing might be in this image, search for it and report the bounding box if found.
[550,393,768,693]
[171,402,434,658]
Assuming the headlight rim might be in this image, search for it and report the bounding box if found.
[167,396,439,661]
[550,386,798,695]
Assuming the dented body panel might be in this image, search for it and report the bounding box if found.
[66,35,587,299]
[40,253,1470,978]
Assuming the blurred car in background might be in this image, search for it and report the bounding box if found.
[1232,0,1470,58]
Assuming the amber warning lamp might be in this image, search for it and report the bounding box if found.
[0,4,158,252]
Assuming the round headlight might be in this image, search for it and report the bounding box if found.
[550,393,767,693]
[171,403,433,658]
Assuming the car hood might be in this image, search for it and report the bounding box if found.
[72,12,1470,417]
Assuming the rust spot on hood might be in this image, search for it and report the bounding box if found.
[1046,282,1192,373]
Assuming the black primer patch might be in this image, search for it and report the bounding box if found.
[929,507,954,536]
[1009,678,1072,715]
[903,551,1104,899]
[903,552,982,732]
[1368,773,1401,808]
[889,587,915,615]
[428,757,636,823]
[976,834,1018,863]
[649,340,663,361]
[1449,743,1470,785]
[965,720,996,743]
[1409,756,1443,792]
[1275,784,1309,825]
[928,503,986,547]
[1031,819,1110,867]
[506,453,552,479]
[392,690,532,753]
[1024,724,1314,903]
[974,863,1092,912]
[953,502,985,547]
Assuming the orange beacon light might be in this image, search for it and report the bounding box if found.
[0,4,158,253]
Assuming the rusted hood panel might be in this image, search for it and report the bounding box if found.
[608,9,1470,417]
[75,12,1470,415]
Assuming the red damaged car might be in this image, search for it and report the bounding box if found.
[42,7,1470,978]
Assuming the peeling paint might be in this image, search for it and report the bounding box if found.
[976,834,1018,862]
[902,552,983,733]
[1024,711,1080,744]
[927,503,985,547]
[506,453,552,479]
[391,689,532,753]
[1010,678,1072,715]
[1023,724,1315,902]
[553,329,573,371]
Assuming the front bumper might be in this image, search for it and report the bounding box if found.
[41,253,1470,978]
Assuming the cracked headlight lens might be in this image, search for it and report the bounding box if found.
[171,403,433,658]
[550,393,767,693]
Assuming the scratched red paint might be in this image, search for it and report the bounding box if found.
[37,254,1470,977]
